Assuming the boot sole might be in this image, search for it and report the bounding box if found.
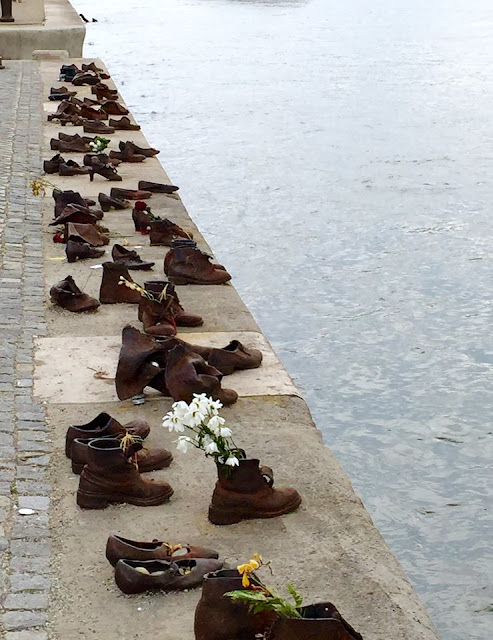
[208,494,302,525]
[77,487,174,509]
[168,275,231,286]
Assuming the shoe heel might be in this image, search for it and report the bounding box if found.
[76,490,109,509]
[208,505,242,526]
[89,170,94,182]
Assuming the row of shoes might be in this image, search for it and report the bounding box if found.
[42,64,361,639]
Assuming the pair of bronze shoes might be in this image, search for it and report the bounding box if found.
[115,326,263,406]
[106,535,222,595]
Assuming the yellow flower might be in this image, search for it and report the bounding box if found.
[237,558,260,588]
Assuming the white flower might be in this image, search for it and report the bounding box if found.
[162,414,185,433]
[176,436,192,453]
[205,441,219,454]
[208,415,226,435]
[219,427,232,438]
[187,411,206,428]
[208,398,223,414]
[225,455,239,467]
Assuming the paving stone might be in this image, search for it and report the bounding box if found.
[6,630,48,640]
[3,610,48,631]
[4,592,49,610]
[17,496,50,511]
[9,572,50,592]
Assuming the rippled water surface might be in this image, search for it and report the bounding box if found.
[73,0,493,636]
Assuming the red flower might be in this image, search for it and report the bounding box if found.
[134,201,147,211]
[53,232,65,243]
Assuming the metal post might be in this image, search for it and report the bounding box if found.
[0,56,4,70]
[0,0,15,22]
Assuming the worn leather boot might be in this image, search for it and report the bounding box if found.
[144,280,203,327]
[76,439,173,509]
[106,535,218,567]
[99,192,128,212]
[165,246,231,285]
[66,239,105,263]
[112,244,154,270]
[115,326,168,400]
[208,458,301,525]
[139,296,177,337]
[270,603,363,640]
[50,275,100,313]
[108,116,140,131]
[71,436,172,474]
[65,411,150,457]
[50,85,77,97]
[47,99,79,121]
[79,104,108,120]
[111,187,152,200]
[149,219,192,246]
[119,141,159,157]
[83,120,115,134]
[194,569,276,640]
[99,262,142,304]
[165,344,238,405]
[101,100,129,116]
[115,558,223,595]
[91,83,118,100]
[206,340,262,375]
[66,222,109,247]
[138,180,179,194]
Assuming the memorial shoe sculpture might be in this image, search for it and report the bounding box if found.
[105,535,219,566]
[163,395,301,524]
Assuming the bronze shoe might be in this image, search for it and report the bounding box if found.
[51,204,103,226]
[66,222,109,247]
[50,275,100,313]
[111,187,152,200]
[65,411,150,457]
[114,558,223,595]
[108,116,140,131]
[119,141,159,157]
[149,219,192,246]
[59,161,90,176]
[138,180,179,194]
[109,148,146,163]
[100,100,129,116]
[270,603,363,640]
[165,344,238,405]
[83,120,116,134]
[206,340,262,375]
[66,239,105,263]
[112,244,154,270]
[164,246,231,285]
[89,161,122,182]
[98,193,128,212]
[105,535,218,567]
[70,436,172,474]
[144,280,203,327]
[43,154,65,174]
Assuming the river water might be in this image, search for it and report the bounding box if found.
[73,0,493,636]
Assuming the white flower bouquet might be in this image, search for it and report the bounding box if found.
[163,393,244,467]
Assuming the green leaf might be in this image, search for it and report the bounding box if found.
[287,583,303,608]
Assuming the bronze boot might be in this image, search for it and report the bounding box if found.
[71,436,172,474]
[138,296,177,337]
[66,239,105,263]
[132,203,152,232]
[66,222,109,247]
[149,219,192,246]
[99,262,142,304]
[76,438,173,509]
[208,458,301,525]
[194,569,276,640]
[53,189,87,217]
[270,603,363,640]
[164,246,231,285]
[165,344,238,405]
[100,100,129,116]
[144,280,203,327]
[50,275,100,313]
[109,148,146,163]
[111,187,152,200]
[51,204,103,226]
[114,326,169,400]
[65,411,150,456]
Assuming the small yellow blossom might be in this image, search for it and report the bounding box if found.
[238,557,261,587]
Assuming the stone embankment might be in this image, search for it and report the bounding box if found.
[0,55,441,639]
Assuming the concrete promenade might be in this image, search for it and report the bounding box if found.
[0,57,440,639]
